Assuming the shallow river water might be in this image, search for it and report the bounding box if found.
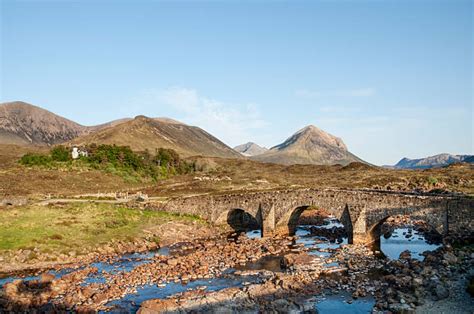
[0,218,443,313]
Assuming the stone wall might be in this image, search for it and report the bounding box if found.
[149,188,473,244]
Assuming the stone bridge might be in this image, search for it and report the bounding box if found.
[152,188,473,244]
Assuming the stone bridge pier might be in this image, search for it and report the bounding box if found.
[155,188,473,246]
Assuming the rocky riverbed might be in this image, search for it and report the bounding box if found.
[0,218,473,313]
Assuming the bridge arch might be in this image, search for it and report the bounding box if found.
[275,204,354,241]
[364,214,444,246]
[218,208,261,232]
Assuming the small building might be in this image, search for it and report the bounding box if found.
[71,147,88,159]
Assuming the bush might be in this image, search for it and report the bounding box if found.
[19,153,52,166]
[19,144,193,181]
[51,145,70,162]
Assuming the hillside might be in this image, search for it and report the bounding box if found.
[0,101,131,146]
[394,153,474,169]
[234,142,268,156]
[251,125,364,166]
[71,115,242,158]
[0,101,89,145]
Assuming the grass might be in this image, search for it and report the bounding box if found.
[0,202,206,256]
[144,157,474,198]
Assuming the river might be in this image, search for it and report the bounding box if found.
[0,217,442,313]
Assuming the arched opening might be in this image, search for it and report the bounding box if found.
[284,206,350,260]
[226,208,260,233]
[370,215,443,260]
[284,205,352,239]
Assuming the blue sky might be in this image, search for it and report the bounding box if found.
[1,0,472,165]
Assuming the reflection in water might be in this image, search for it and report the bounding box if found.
[315,293,375,314]
[380,228,441,260]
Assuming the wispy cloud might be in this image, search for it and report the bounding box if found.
[131,87,268,147]
[295,87,376,98]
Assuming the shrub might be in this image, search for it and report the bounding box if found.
[19,153,52,166]
[427,176,438,186]
[19,144,193,181]
[51,145,70,162]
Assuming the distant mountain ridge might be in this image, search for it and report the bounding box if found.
[0,101,241,159]
[393,153,474,169]
[251,125,364,166]
[233,142,268,156]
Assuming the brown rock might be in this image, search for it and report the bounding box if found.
[39,273,55,283]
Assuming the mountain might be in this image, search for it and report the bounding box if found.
[71,115,242,158]
[0,101,130,146]
[233,142,268,156]
[0,101,88,146]
[89,118,132,132]
[251,125,364,166]
[0,101,242,159]
[393,153,474,169]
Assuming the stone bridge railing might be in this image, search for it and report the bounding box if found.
[148,188,473,245]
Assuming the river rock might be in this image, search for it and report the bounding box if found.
[442,252,457,264]
[399,250,412,260]
[434,284,449,300]
[39,273,55,283]
[283,252,314,268]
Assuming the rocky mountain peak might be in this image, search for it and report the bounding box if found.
[272,125,347,152]
[233,142,268,156]
[251,124,362,166]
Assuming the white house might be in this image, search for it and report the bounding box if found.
[71,147,88,159]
